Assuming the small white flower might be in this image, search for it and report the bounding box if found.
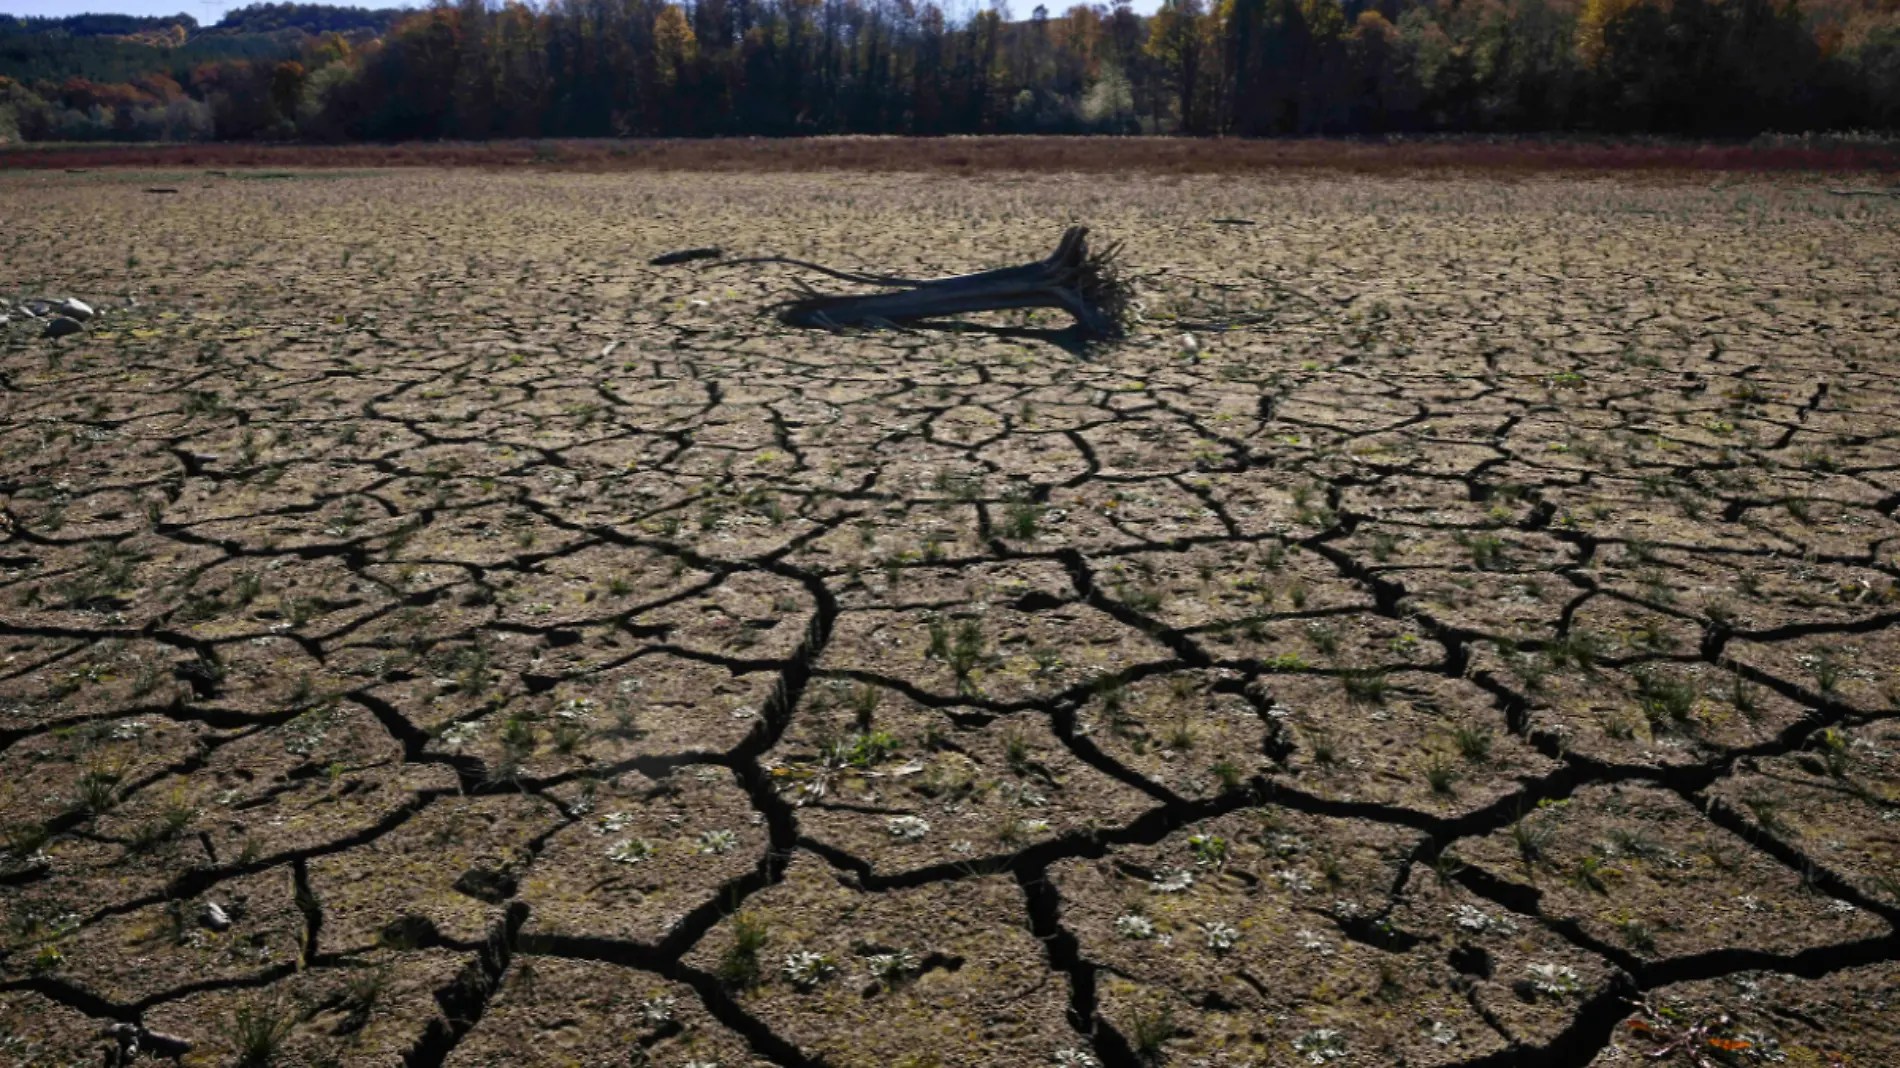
[867,949,918,983]
[608,838,655,864]
[1202,921,1239,954]
[440,722,481,748]
[1114,914,1156,940]
[781,950,836,989]
[1053,1051,1100,1067]
[697,829,738,855]
[1153,868,1195,893]
[1272,868,1315,893]
[1425,1020,1458,1046]
[1451,902,1516,934]
[887,815,931,841]
[1453,903,1493,932]
[1527,962,1582,996]
[1293,1027,1347,1063]
[1295,928,1334,955]
[640,995,676,1023]
[596,812,635,835]
[110,718,151,741]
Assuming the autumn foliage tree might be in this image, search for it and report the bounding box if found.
[3,0,1898,142]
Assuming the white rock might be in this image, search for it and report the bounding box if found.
[201,901,231,931]
[54,298,95,321]
[1177,332,1201,355]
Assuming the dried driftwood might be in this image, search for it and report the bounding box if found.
[719,226,1135,338]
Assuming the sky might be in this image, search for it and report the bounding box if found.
[4,0,269,18]
[4,0,1166,23]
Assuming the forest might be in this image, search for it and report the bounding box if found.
[1,0,1897,143]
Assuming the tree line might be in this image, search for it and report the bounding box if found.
[2,0,1897,144]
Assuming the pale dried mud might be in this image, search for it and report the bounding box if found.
[0,168,1897,1067]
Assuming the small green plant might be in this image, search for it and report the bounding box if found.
[135,788,198,847]
[1210,759,1243,791]
[1029,647,1063,676]
[1451,722,1493,761]
[1369,531,1399,562]
[1612,912,1657,952]
[1128,1005,1176,1063]
[843,730,899,767]
[1633,668,1697,730]
[499,714,536,754]
[1165,716,1195,750]
[849,683,881,729]
[948,620,985,694]
[719,911,770,987]
[1511,816,1556,866]
[1305,623,1340,658]
[1466,534,1508,570]
[1809,727,1851,779]
[1810,648,1844,696]
[1003,728,1031,773]
[1569,855,1613,893]
[1606,828,1666,861]
[1742,794,1790,835]
[1002,499,1042,540]
[1119,583,1163,613]
[1313,848,1344,886]
[925,616,951,659]
[1342,669,1389,706]
[343,962,391,1014]
[1187,833,1228,870]
[1307,728,1340,766]
[231,570,263,606]
[1422,753,1458,794]
[550,721,587,755]
[224,995,295,1066]
[1542,627,1603,668]
[77,764,121,816]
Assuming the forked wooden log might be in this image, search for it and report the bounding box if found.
[718,226,1134,338]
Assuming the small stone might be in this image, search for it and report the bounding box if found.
[43,316,82,339]
[54,298,95,321]
[1177,332,1201,355]
[200,901,231,931]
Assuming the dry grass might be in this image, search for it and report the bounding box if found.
[4,135,1900,177]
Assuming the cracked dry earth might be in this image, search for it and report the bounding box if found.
[1,169,1898,1068]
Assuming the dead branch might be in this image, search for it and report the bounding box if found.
[710,227,1135,338]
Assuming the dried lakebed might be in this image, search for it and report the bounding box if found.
[0,169,1897,1067]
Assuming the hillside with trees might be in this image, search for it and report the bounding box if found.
[1,0,1896,144]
